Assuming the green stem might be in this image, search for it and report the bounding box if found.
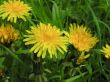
[33,54,42,75]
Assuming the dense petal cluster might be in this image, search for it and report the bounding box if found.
[69,24,98,52]
[0,0,31,23]
[101,44,110,59]
[24,23,68,58]
[0,24,19,44]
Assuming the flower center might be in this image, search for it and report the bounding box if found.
[7,3,24,13]
[42,33,54,42]
[0,28,6,35]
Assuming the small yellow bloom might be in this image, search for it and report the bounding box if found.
[101,44,110,59]
[0,24,19,44]
[69,24,98,52]
[0,0,31,23]
[76,52,90,64]
[24,23,68,58]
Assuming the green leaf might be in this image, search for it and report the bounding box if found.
[0,44,24,65]
[63,72,87,82]
[0,57,5,68]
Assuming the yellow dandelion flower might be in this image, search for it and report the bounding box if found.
[69,24,98,52]
[76,52,90,64]
[0,0,31,23]
[101,44,110,59]
[23,23,68,58]
[0,24,19,44]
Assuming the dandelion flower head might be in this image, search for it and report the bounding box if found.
[101,44,110,59]
[0,0,31,23]
[24,23,68,58]
[0,24,19,44]
[69,24,98,52]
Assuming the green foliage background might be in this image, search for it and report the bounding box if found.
[0,0,110,82]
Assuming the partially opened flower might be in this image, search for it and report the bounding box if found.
[76,52,90,64]
[69,24,98,52]
[24,23,68,58]
[0,0,31,23]
[0,24,19,44]
[101,44,110,59]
